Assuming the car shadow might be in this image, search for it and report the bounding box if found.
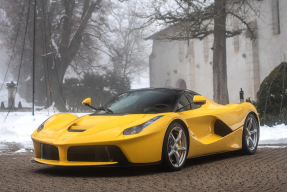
[31,164,162,177]
[185,151,242,168]
[31,151,244,177]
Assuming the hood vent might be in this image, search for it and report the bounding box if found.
[68,125,89,132]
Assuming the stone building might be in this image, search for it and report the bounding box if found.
[146,0,287,103]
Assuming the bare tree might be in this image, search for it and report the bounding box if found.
[97,2,149,81]
[0,0,110,110]
[136,0,262,104]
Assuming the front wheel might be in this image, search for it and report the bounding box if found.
[241,113,260,155]
[162,122,188,171]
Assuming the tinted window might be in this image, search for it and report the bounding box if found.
[100,90,178,114]
[177,94,190,112]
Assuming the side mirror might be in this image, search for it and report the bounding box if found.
[82,98,91,106]
[193,95,206,105]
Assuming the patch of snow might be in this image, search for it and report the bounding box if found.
[0,113,49,148]
[38,102,59,114]
[104,87,110,91]
[0,143,6,149]
[258,145,287,149]
[51,38,61,59]
[25,75,31,81]
[41,52,53,57]
[15,148,27,153]
[0,112,87,150]
[259,124,287,144]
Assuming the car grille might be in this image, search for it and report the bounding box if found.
[41,143,59,160]
[67,145,128,163]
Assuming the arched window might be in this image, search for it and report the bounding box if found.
[176,79,186,89]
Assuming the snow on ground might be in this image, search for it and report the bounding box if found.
[259,124,287,144]
[258,145,287,149]
[15,148,27,153]
[0,113,48,148]
[0,111,88,152]
[0,112,287,153]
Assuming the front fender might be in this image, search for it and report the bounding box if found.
[33,113,79,134]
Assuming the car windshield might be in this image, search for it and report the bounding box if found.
[98,90,178,114]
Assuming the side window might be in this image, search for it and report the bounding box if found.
[185,93,202,110]
[177,94,191,112]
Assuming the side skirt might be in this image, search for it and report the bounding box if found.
[187,150,241,160]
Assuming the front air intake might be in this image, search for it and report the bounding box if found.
[41,143,59,160]
[67,145,127,163]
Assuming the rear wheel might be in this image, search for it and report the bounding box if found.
[241,113,259,155]
[162,122,188,171]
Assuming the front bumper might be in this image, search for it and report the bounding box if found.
[32,143,132,166]
[30,114,176,166]
[32,158,118,166]
[31,125,167,166]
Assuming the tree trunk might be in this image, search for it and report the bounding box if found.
[42,0,100,111]
[213,0,229,105]
[45,56,67,112]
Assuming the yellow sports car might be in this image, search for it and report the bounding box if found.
[31,88,260,171]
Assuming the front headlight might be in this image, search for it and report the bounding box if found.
[37,118,50,132]
[123,115,164,135]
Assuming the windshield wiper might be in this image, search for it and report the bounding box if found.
[98,106,113,114]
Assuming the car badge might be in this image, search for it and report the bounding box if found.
[62,137,66,141]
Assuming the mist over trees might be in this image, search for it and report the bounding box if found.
[0,0,149,111]
[0,0,266,110]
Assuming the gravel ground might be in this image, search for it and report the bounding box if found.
[0,147,287,192]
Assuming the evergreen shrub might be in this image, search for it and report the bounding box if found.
[247,62,287,126]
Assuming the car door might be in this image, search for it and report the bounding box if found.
[177,92,214,140]
[179,92,245,140]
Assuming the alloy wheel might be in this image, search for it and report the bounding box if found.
[167,126,187,168]
[245,116,259,151]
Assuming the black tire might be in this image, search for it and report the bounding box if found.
[162,122,188,171]
[241,113,260,155]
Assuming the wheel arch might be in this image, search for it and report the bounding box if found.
[169,119,190,152]
[241,111,260,154]
[161,118,190,169]
[248,111,260,126]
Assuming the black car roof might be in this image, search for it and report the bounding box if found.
[128,87,199,96]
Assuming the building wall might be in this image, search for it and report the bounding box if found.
[149,0,287,103]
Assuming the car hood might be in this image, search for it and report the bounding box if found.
[42,114,148,136]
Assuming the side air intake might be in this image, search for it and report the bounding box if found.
[214,119,233,137]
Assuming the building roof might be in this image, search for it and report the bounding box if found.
[144,25,175,40]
